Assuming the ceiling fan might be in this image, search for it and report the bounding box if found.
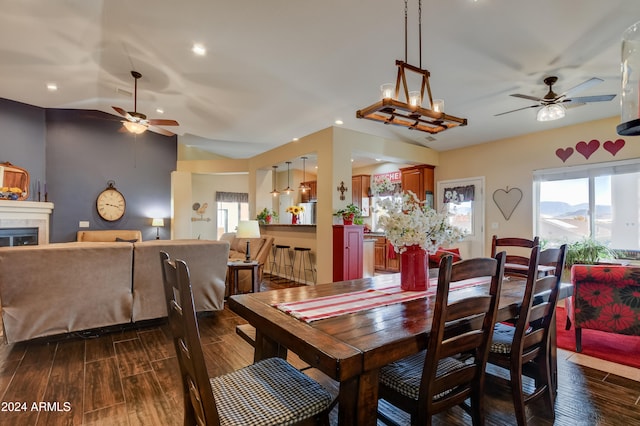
[112,71,179,136]
[495,76,616,122]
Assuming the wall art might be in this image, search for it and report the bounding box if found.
[493,187,522,220]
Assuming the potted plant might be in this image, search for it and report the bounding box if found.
[334,204,362,225]
[256,208,278,225]
[565,237,617,268]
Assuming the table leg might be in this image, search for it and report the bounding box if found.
[252,265,260,293]
[337,369,379,426]
[254,330,287,363]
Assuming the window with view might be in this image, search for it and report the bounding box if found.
[215,191,249,239]
[534,159,640,259]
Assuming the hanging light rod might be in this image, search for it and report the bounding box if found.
[356,0,467,134]
[299,156,310,192]
[270,165,280,197]
[283,161,293,194]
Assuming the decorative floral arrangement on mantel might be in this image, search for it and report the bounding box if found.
[377,190,466,254]
[286,205,304,224]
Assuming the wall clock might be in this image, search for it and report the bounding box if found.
[96,181,126,221]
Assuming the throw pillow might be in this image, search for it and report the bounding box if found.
[429,248,461,267]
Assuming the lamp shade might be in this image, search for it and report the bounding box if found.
[536,104,566,122]
[152,218,165,227]
[123,121,147,134]
[236,220,260,238]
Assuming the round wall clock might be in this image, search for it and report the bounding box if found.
[96,181,126,221]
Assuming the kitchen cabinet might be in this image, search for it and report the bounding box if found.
[351,174,371,215]
[400,165,434,204]
[373,236,400,272]
[300,181,317,202]
[333,225,364,281]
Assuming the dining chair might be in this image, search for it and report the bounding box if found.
[377,251,506,426]
[159,251,334,426]
[486,245,565,426]
[491,235,540,277]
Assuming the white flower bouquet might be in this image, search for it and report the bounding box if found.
[377,191,466,254]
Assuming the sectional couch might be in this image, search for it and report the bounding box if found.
[0,237,229,343]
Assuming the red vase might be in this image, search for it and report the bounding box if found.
[400,244,429,291]
[291,214,298,224]
[343,213,354,225]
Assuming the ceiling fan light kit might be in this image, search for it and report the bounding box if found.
[537,103,566,122]
[356,0,467,135]
[618,20,640,136]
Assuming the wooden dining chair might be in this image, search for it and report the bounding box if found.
[159,251,334,426]
[377,251,506,426]
[486,245,565,426]
[491,235,540,277]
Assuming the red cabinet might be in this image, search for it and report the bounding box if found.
[333,225,364,281]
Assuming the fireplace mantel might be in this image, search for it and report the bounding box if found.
[0,200,54,244]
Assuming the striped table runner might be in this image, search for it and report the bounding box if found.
[275,276,490,323]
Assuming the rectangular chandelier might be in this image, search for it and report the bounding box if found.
[356,60,467,134]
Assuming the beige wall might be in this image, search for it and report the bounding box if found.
[437,116,640,255]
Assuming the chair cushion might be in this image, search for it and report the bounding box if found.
[210,357,333,426]
[490,322,516,354]
[379,350,465,400]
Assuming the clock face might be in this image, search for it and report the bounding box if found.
[96,188,126,221]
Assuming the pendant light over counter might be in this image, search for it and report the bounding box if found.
[282,161,293,194]
[299,156,310,193]
[270,165,280,197]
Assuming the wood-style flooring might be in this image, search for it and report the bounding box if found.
[1,274,640,425]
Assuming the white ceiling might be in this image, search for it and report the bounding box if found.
[1,0,638,162]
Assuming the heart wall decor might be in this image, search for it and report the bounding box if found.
[603,139,625,156]
[555,139,626,162]
[493,187,523,220]
[576,140,600,159]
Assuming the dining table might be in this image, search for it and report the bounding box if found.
[228,272,572,425]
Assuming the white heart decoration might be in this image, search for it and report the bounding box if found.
[493,187,523,220]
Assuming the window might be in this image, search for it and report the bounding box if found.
[534,159,640,256]
[215,192,249,239]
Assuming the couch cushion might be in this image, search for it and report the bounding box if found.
[77,230,142,242]
[236,238,266,259]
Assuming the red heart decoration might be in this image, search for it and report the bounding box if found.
[556,147,574,163]
[603,139,625,156]
[575,140,600,159]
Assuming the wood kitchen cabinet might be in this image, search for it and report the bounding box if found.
[400,165,434,203]
[373,235,400,272]
[300,181,317,202]
[333,225,364,281]
[351,174,370,215]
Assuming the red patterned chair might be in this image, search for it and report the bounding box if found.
[568,264,640,352]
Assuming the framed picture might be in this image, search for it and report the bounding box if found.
[425,191,434,209]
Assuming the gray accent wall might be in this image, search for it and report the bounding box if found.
[1,98,176,242]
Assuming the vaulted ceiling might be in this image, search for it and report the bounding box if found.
[1,0,638,160]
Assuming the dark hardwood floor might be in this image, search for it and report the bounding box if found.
[1,274,639,425]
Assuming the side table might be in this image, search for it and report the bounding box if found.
[227,261,260,295]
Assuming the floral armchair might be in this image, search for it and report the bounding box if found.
[568,264,640,352]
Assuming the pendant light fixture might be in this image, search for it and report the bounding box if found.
[299,156,310,193]
[270,165,280,197]
[356,0,467,134]
[283,161,293,194]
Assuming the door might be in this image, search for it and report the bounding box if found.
[437,177,485,259]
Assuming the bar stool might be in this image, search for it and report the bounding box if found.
[293,247,316,284]
[272,244,294,281]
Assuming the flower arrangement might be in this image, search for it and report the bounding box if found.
[377,191,466,254]
[256,208,278,224]
[286,205,304,216]
[371,176,397,196]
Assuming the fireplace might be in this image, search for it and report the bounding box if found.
[0,227,38,246]
[0,200,54,245]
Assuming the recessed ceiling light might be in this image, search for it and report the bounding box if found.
[375,158,382,162]
[292,137,299,141]
[156,108,164,114]
[335,119,343,125]
[192,43,206,56]
[46,83,58,91]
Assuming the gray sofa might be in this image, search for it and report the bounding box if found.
[0,239,229,343]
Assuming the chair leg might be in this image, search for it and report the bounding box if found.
[510,366,527,426]
[576,327,582,352]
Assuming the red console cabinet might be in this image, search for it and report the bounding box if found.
[333,225,364,281]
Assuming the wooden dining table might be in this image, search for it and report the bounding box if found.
[228,273,572,425]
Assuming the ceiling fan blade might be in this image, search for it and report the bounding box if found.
[112,106,132,119]
[494,105,539,117]
[148,125,175,137]
[559,77,604,99]
[510,94,544,102]
[564,94,616,104]
[148,118,179,126]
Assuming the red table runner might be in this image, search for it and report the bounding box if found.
[275,276,490,322]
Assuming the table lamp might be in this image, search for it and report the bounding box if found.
[152,218,165,240]
[236,220,260,262]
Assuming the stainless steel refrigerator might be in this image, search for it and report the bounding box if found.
[298,202,316,225]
